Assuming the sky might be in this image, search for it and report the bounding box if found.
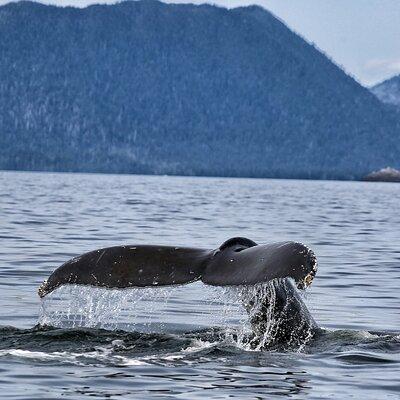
[1,0,399,86]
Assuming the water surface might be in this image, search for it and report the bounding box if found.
[0,171,399,399]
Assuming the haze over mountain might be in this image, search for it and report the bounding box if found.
[0,0,399,179]
[371,75,400,108]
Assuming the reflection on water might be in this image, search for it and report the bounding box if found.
[0,171,399,399]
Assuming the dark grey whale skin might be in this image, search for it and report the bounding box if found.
[245,279,319,348]
[38,237,317,297]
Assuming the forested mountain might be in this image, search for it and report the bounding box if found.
[371,75,400,108]
[0,0,399,179]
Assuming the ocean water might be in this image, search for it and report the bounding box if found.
[0,171,399,399]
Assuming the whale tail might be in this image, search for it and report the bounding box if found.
[38,238,318,347]
[38,238,317,298]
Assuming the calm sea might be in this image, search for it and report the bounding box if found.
[0,171,399,399]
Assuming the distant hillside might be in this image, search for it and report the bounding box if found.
[0,0,399,179]
[371,75,400,108]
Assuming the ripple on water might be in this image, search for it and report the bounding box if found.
[1,172,400,399]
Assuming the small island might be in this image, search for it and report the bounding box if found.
[364,167,400,182]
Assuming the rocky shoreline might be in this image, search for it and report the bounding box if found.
[364,167,400,182]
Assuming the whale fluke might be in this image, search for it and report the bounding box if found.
[38,238,317,298]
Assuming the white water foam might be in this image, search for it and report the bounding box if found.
[0,346,156,366]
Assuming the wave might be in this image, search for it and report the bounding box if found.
[0,324,399,368]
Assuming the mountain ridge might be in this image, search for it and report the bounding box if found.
[371,74,400,108]
[0,0,399,179]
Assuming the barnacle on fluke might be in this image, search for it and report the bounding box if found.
[37,279,48,298]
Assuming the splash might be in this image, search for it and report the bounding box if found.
[38,283,246,332]
[230,282,279,351]
[38,279,315,351]
[223,279,316,351]
[38,284,176,331]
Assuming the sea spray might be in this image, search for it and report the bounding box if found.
[219,279,316,351]
[38,279,313,351]
[38,282,246,332]
[38,285,176,331]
